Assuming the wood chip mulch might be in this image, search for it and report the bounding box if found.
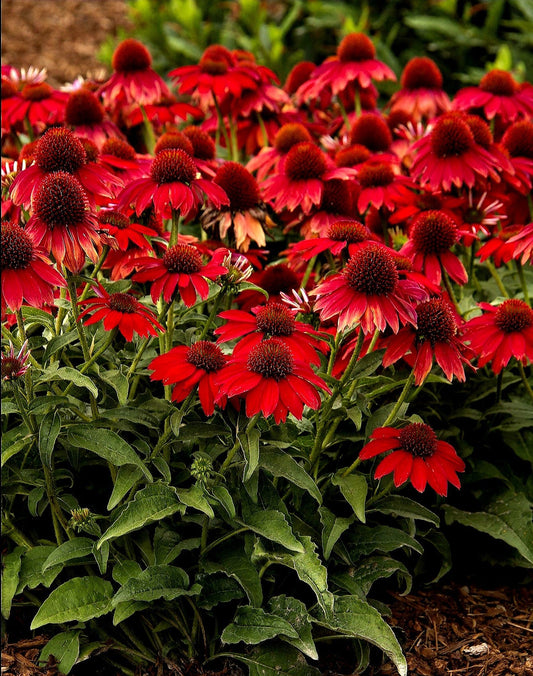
[369,583,533,676]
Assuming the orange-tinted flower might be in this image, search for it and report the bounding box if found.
[359,423,465,496]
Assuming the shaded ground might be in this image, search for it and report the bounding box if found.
[2,3,533,676]
[1,0,132,87]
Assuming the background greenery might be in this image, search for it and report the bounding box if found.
[100,0,533,90]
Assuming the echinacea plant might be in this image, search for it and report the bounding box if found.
[1,33,532,676]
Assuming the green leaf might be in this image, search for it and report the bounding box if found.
[112,565,200,605]
[241,509,304,553]
[269,595,318,660]
[221,606,298,645]
[1,401,18,415]
[1,432,32,467]
[39,630,80,675]
[313,596,406,676]
[242,427,260,482]
[93,541,109,575]
[42,538,94,571]
[28,396,70,415]
[20,306,55,329]
[17,546,63,593]
[112,559,142,586]
[202,545,263,607]
[319,507,355,560]
[444,490,533,564]
[107,465,144,510]
[331,473,367,523]
[332,556,412,596]
[350,349,385,379]
[348,525,423,559]
[372,496,439,526]
[31,577,114,629]
[38,367,98,398]
[197,574,245,610]
[98,483,181,548]
[210,485,236,518]
[226,642,321,676]
[176,485,215,518]
[260,447,322,504]
[42,332,78,362]
[67,426,152,480]
[99,368,129,406]
[113,600,150,625]
[1,547,24,619]
[38,411,61,468]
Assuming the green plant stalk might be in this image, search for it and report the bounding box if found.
[62,329,117,397]
[1,325,39,370]
[301,255,317,289]
[78,245,110,302]
[169,211,182,247]
[140,104,156,155]
[150,389,195,461]
[187,596,207,653]
[257,112,269,147]
[381,370,415,427]
[310,329,366,473]
[43,463,70,545]
[220,413,260,472]
[15,309,35,401]
[515,260,530,305]
[66,273,99,417]
[11,380,36,435]
[212,92,232,155]
[1,512,33,549]
[518,362,533,402]
[197,288,224,340]
[201,526,250,556]
[337,97,351,130]
[119,623,157,663]
[441,266,461,313]
[486,260,509,298]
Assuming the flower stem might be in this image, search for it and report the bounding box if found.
[169,211,181,247]
[515,260,530,305]
[62,329,117,396]
[381,371,415,427]
[518,362,533,402]
[78,246,110,302]
[198,289,224,340]
[220,413,260,473]
[486,260,509,298]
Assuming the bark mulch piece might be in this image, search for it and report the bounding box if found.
[369,583,533,676]
[1,636,58,676]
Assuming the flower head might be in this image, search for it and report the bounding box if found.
[463,299,533,373]
[77,284,163,341]
[359,423,465,496]
[149,341,228,415]
[312,243,426,334]
[216,337,331,423]
[1,341,31,381]
[389,57,451,122]
[1,220,66,311]
[133,244,228,306]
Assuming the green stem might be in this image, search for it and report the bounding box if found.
[1,512,33,549]
[11,381,36,434]
[381,371,415,428]
[140,104,156,155]
[62,330,117,396]
[441,266,461,313]
[169,211,181,247]
[337,97,351,130]
[78,246,110,302]
[486,260,509,298]
[515,260,530,305]
[198,289,224,340]
[301,256,317,289]
[220,414,260,473]
[342,456,361,478]
[201,526,250,556]
[518,362,533,402]
[310,329,365,471]
[212,92,232,156]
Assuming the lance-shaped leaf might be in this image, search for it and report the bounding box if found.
[221,606,299,645]
[42,538,94,572]
[38,410,61,468]
[260,447,322,504]
[313,595,407,676]
[1,547,23,619]
[30,577,114,629]
[240,509,304,553]
[331,473,367,523]
[112,565,200,605]
[224,642,321,676]
[268,595,318,660]
[97,483,181,549]
[67,426,152,480]
[202,544,263,607]
[319,507,355,560]
[176,485,214,518]
[39,631,80,675]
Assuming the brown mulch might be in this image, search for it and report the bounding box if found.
[369,583,533,676]
[1,0,132,87]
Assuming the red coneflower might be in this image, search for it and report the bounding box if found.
[98,38,172,111]
[501,119,533,194]
[77,284,163,342]
[201,161,273,251]
[453,69,533,123]
[349,112,393,153]
[1,74,68,134]
[149,341,227,415]
[235,262,303,312]
[169,44,262,110]
[1,220,66,312]
[400,210,468,285]
[261,141,355,215]
[410,111,501,191]
[294,178,359,238]
[311,243,426,334]
[133,243,228,306]
[99,137,150,182]
[507,223,533,265]
[65,88,125,148]
[97,208,158,251]
[284,219,374,264]
[463,299,533,374]
[25,171,102,273]
[382,296,473,384]
[355,159,414,214]
[216,337,331,423]
[117,148,229,221]
[121,94,202,131]
[359,423,465,496]
[388,57,451,122]
[295,33,396,102]
[215,301,326,366]
[9,127,122,209]
[247,122,313,182]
